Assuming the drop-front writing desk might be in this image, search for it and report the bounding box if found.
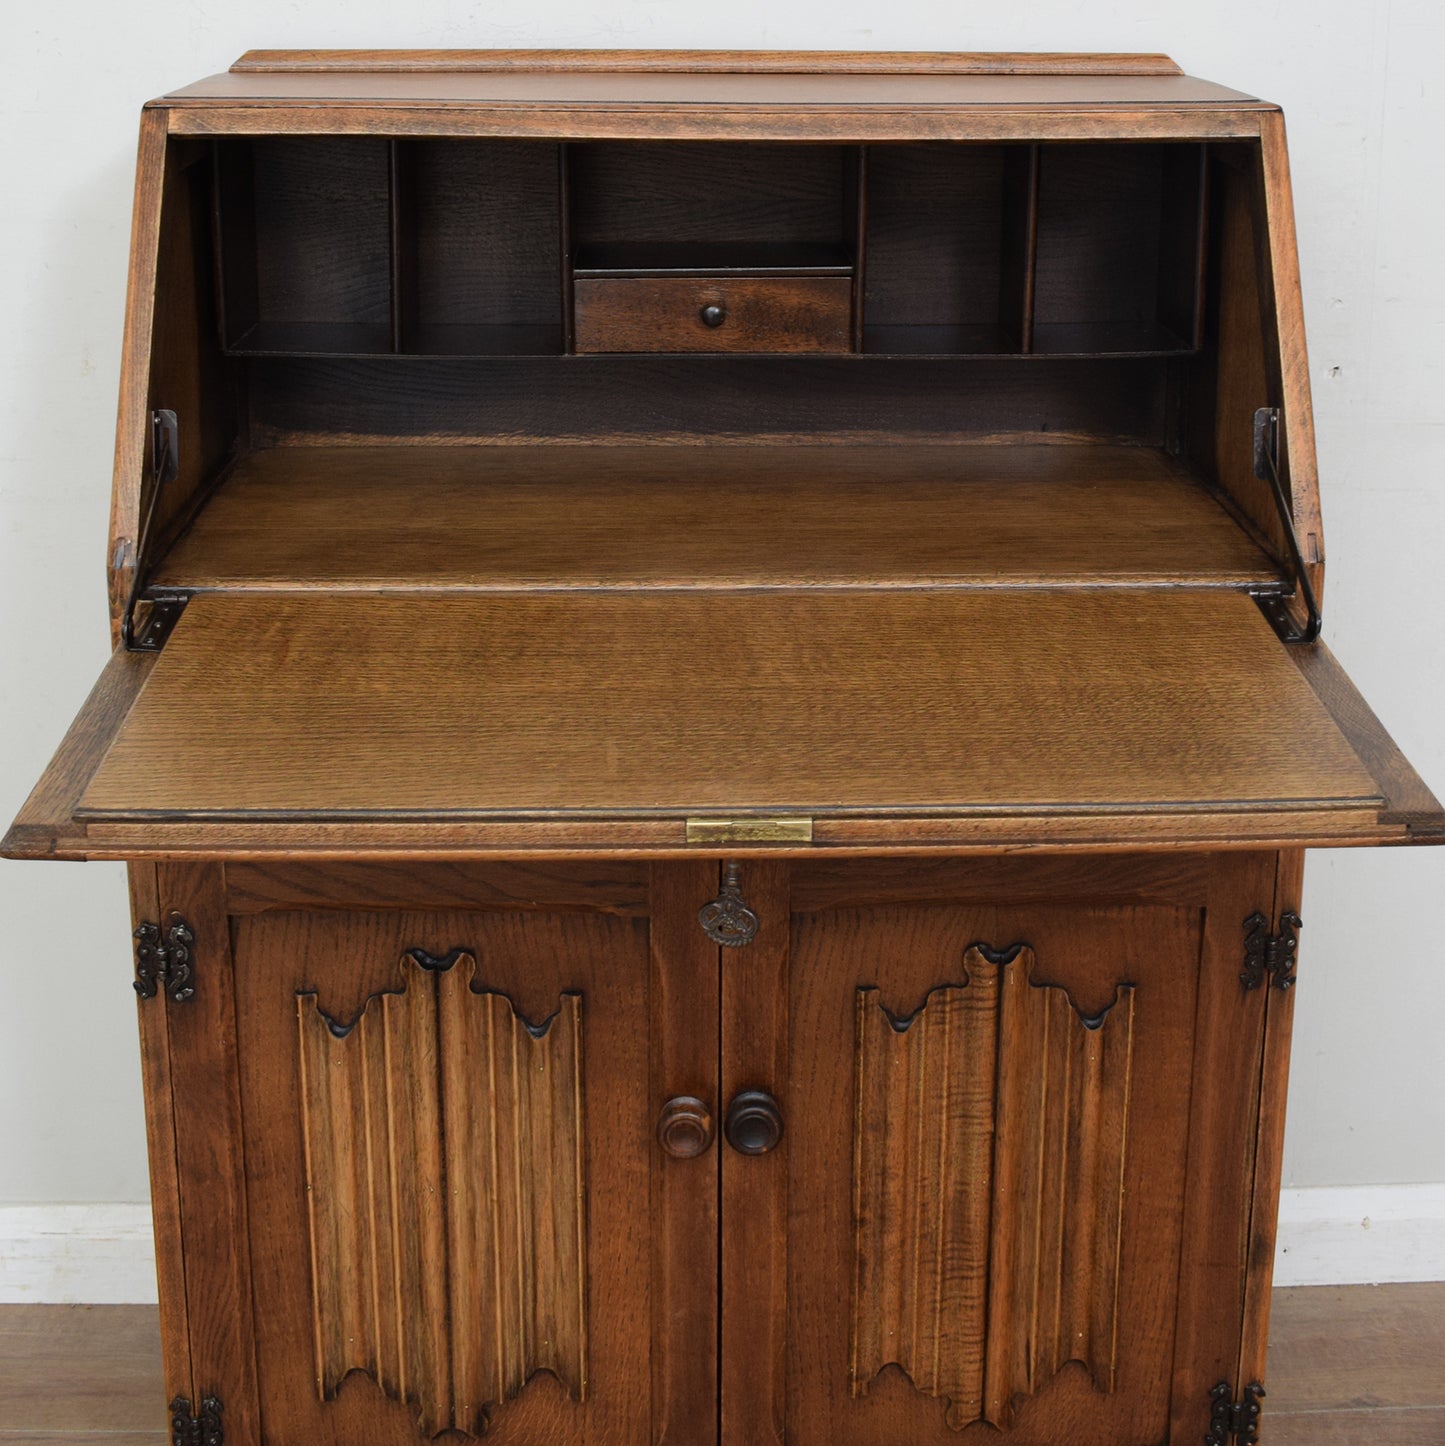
[6,48,1443,1446]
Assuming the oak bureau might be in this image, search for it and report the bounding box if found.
[6,48,1442,1446]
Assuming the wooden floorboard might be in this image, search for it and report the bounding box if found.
[0,1285,1440,1438]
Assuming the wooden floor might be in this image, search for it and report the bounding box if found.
[0,1284,1441,1442]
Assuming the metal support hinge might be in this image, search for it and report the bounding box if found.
[134,917,197,1003]
[1206,1381,1265,1445]
[1241,911,1302,991]
[122,409,190,652]
[169,1395,222,1446]
[1249,406,1322,645]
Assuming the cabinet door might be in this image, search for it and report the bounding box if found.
[212,861,718,1446]
[720,853,1281,1446]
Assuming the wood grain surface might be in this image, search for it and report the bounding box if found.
[850,952,1134,1431]
[228,51,1188,77]
[6,1286,1443,1441]
[574,276,853,354]
[76,590,1379,822]
[786,888,1208,1443]
[233,905,653,1444]
[162,71,1258,110]
[295,953,586,1436]
[149,444,1280,593]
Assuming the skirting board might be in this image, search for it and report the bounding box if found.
[2,1187,1443,1303]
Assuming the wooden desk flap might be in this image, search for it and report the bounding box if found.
[4,589,1436,858]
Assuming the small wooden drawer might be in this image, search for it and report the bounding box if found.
[573,275,853,354]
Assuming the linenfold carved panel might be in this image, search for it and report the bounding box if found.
[296,950,586,1438]
[850,945,1135,1433]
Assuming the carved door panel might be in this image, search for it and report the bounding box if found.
[229,861,719,1446]
[723,854,1278,1446]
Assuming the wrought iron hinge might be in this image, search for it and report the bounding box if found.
[169,1394,222,1446]
[134,918,197,1003]
[1241,911,1303,991]
[1249,405,1322,645]
[698,861,760,947]
[1206,1381,1265,1445]
[122,409,190,652]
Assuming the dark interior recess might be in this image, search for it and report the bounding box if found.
[141,130,1288,598]
[210,136,1210,362]
[1032,143,1207,355]
[569,142,858,275]
[861,143,1036,356]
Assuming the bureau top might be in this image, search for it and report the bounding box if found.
[159,49,1262,119]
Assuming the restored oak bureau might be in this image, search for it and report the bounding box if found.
[6,48,1442,1446]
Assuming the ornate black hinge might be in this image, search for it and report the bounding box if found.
[169,1394,222,1446]
[1241,911,1303,991]
[134,918,197,1003]
[1206,1381,1264,1445]
[698,861,760,947]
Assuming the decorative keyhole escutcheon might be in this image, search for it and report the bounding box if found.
[657,1096,715,1159]
[725,1090,783,1156]
[698,861,759,947]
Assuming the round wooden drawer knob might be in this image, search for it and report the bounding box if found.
[657,1096,715,1158]
[700,303,727,328]
[724,1089,783,1156]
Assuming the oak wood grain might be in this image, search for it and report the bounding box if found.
[234,905,653,1444]
[126,863,191,1415]
[165,105,1269,146]
[575,275,852,354]
[228,50,1188,77]
[850,952,1134,1430]
[163,71,1258,111]
[720,862,789,1446]
[787,886,1209,1443]
[648,864,720,1446]
[107,109,168,640]
[76,592,1381,826]
[148,443,1280,593]
[1,648,154,859]
[153,863,261,1443]
[296,952,586,1434]
[1167,851,1279,1444]
[223,859,651,915]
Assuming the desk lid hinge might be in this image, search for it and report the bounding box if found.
[1240,910,1302,992]
[170,1394,222,1446]
[122,409,189,652]
[1207,1381,1265,1445]
[1249,405,1322,645]
[134,917,197,1003]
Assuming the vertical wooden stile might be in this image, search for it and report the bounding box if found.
[129,861,194,1413]
[720,862,790,1446]
[154,863,262,1446]
[649,863,721,1445]
[852,145,868,351]
[1236,849,1307,1392]
[559,142,576,354]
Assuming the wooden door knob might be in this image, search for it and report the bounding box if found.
[657,1096,715,1158]
[724,1090,783,1156]
[700,303,727,327]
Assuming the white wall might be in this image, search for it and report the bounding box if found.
[1,3,1442,1240]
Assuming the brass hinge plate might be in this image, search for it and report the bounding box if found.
[685,816,813,845]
